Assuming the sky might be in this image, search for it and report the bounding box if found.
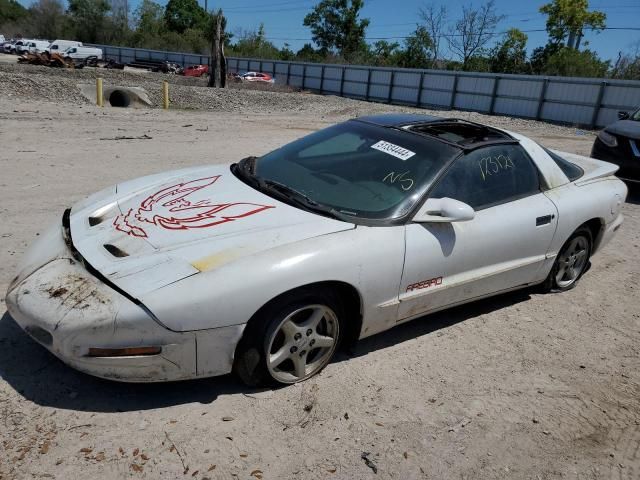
[16,0,640,61]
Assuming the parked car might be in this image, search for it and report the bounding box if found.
[591,108,640,183]
[1,39,13,52]
[63,46,103,63]
[46,39,82,55]
[184,64,209,77]
[5,114,626,386]
[239,71,274,83]
[26,40,51,54]
[13,39,33,55]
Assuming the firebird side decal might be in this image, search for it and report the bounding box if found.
[113,176,274,238]
[406,276,443,292]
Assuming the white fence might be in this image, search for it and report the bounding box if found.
[93,44,640,128]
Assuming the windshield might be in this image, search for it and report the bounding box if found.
[631,108,640,121]
[248,120,460,221]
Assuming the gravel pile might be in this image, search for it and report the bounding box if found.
[0,63,590,137]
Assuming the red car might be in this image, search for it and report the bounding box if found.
[184,65,209,77]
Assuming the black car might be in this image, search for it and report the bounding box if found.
[591,108,640,183]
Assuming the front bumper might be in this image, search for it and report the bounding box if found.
[5,220,243,382]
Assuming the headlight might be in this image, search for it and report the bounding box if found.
[597,130,618,148]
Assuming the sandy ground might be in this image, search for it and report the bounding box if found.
[0,95,639,480]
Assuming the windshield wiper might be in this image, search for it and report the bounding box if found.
[260,179,352,222]
[232,158,352,222]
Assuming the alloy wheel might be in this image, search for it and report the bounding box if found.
[265,304,339,383]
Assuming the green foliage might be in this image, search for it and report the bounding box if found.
[490,28,529,74]
[370,40,401,66]
[0,0,28,25]
[303,0,370,60]
[543,47,609,77]
[28,0,69,40]
[164,0,207,34]
[295,43,326,62]
[529,43,561,74]
[539,0,606,50]
[610,42,640,80]
[67,0,111,43]
[396,26,433,69]
[228,24,281,59]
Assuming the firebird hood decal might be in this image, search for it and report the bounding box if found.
[113,176,274,238]
[68,164,354,298]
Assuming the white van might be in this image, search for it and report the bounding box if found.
[63,46,103,62]
[46,40,82,54]
[27,40,51,54]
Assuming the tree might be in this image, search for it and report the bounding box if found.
[529,42,562,74]
[134,0,164,36]
[231,24,281,59]
[447,0,505,69]
[28,0,68,39]
[610,41,640,80]
[398,26,433,69]
[418,4,447,66]
[540,0,606,50]
[303,0,370,59]
[164,0,207,34]
[67,0,111,43]
[296,43,324,62]
[490,28,529,74]
[279,43,295,61]
[543,47,609,77]
[371,40,401,66]
[0,0,28,26]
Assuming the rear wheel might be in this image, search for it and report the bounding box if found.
[542,227,592,292]
[234,289,343,386]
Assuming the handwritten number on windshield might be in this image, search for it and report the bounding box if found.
[383,171,415,191]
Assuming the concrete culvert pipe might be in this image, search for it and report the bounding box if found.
[108,90,131,108]
[77,84,153,108]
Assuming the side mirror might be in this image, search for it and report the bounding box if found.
[413,197,475,223]
[618,111,630,120]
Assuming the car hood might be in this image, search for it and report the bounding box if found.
[68,164,354,298]
[606,119,640,140]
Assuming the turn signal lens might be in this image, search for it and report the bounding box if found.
[86,346,162,357]
[597,130,618,148]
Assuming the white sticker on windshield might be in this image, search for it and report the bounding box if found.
[371,140,416,161]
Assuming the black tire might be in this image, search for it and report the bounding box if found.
[541,226,592,292]
[234,287,345,387]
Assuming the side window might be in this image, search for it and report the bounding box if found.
[430,144,540,210]
[542,147,583,181]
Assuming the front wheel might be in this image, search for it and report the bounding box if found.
[234,289,343,386]
[542,227,592,292]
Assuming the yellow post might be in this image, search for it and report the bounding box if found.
[163,81,169,109]
[96,77,103,107]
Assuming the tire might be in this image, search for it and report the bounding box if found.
[234,287,344,387]
[542,227,592,292]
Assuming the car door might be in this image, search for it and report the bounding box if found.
[398,143,558,321]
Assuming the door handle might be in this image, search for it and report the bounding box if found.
[536,214,555,226]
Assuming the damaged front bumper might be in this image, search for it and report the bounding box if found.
[5,216,243,383]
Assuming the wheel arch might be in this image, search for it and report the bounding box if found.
[238,280,363,352]
[582,217,605,252]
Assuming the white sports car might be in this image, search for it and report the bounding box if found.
[5,114,627,386]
